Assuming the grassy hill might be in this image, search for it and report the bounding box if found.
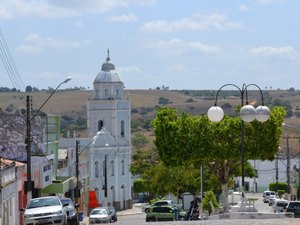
[1,88,300,154]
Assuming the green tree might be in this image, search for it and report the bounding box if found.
[152,106,285,212]
[132,133,149,150]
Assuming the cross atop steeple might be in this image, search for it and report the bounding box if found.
[106,49,110,62]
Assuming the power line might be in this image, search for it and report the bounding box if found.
[0,28,26,95]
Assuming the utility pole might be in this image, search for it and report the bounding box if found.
[25,95,34,198]
[286,137,291,199]
[104,154,108,198]
[75,140,80,203]
[275,153,279,191]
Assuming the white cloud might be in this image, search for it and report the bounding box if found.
[141,13,243,33]
[188,42,221,54]
[144,38,221,55]
[250,46,299,60]
[74,19,85,27]
[166,63,185,72]
[118,66,142,73]
[16,33,85,54]
[0,0,156,18]
[256,0,276,5]
[107,13,138,22]
[239,5,249,12]
[15,44,42,54]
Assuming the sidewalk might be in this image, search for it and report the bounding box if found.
[79,203,145,225]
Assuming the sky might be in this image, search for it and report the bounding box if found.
[0,0,299,91]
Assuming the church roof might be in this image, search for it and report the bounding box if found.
[94,49,122,83]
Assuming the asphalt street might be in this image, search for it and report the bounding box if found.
[80,193,300,225]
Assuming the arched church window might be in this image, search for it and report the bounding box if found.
[121,160,125,175]
[121,120,125,137]
[95,161,99,178]
[116,89,119,97]
[111,160,115,176]
[98,120,103,131]
[105,89,109,96]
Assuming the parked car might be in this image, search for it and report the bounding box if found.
[272,199,289,213]
[263,191,277,203]
[143,200,176,213]
[268,196,279,206]
[285,201,300,218]
[145,205,187,222]
[107,206,118,222]
[60,198,79,225]
[89,207,112,224]
[21,196,68,225]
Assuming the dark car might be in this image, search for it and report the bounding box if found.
[107,206,118,222]
[60,198,80,225]
[285,201,300,218]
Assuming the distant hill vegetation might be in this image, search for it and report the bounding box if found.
[1,87,300,138]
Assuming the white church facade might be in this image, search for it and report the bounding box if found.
[59,50,132,212]
[87,50,132,210]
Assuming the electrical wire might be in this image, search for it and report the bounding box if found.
[0,28,26,96]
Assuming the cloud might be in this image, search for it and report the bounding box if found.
[239,5,249,12]
[0,0,156,18]
[107,13,138,22]
[141,12,243,33]
[16,33,85,54]
[256,0,277,5]
[250,46,299,60]
[144,38,221,55]
[74,19,85,27]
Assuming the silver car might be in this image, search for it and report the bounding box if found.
[89,207,112,224]
[22,196,68,225]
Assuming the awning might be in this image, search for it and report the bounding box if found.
[41,176,76,194]
[88,191,99,209]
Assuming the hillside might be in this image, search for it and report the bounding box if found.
[1,89,300,155]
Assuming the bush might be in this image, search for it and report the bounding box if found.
[269,182,288,192]
[278,190,285,198]
[201,190,219,215]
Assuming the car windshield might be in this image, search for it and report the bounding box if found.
[60,199,74,207]
[27,198,60,209]
[288,202,300,209]
[91,209,108,215]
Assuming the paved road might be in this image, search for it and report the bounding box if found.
[80,193,300,225]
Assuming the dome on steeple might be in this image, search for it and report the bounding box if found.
[94,49,122,83]
[93,49,124,100]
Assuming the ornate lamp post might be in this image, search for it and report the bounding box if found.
[207,83,270,192]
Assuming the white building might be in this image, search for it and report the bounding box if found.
[0,159,18,225]
[87,50,132,210]
[59,50,132,212]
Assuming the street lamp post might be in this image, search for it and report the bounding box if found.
[207,83,270,193]
[25,77,71,199]
[75,130,105,205]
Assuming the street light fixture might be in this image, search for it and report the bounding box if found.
[207,83,270,192]
[25,76,72,199]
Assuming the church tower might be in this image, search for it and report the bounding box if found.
[87,50,132,210]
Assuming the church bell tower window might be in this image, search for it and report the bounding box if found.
[121,120,125,137]
[98,120,104,131]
